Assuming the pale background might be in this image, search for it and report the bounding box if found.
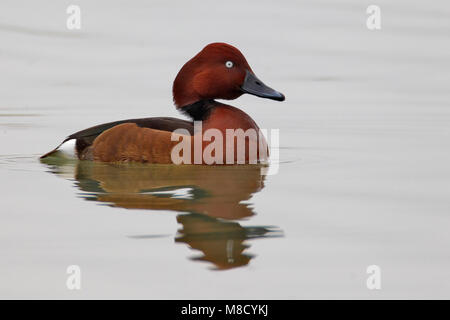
[0,0,449,298]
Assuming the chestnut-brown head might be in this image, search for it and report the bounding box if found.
[173,42,285,108]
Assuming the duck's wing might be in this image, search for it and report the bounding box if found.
[40,117,193,159]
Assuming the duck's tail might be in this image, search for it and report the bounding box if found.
[40,139,76,159]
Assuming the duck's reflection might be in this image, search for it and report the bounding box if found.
[41,156,282,270]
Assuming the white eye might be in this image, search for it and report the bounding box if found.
[225,61,234,68]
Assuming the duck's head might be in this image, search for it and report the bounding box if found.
[173,42,285,108]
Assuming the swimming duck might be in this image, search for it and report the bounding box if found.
[41,43,285,164]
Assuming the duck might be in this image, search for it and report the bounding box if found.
[41,42,285,164]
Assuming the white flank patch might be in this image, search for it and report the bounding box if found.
[57,139,77,158]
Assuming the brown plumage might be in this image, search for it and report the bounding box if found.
[41,42,285,164]
[91,123,189,163]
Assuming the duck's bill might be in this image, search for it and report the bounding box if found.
[240,70,285,101]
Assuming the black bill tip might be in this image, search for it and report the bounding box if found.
[240,70,285,102]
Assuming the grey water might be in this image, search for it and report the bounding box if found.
[0,0,449,298]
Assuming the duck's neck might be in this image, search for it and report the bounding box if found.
[179,99,260,131]
[178,99,217,121]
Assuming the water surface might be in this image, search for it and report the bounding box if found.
[1,0,449,299]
